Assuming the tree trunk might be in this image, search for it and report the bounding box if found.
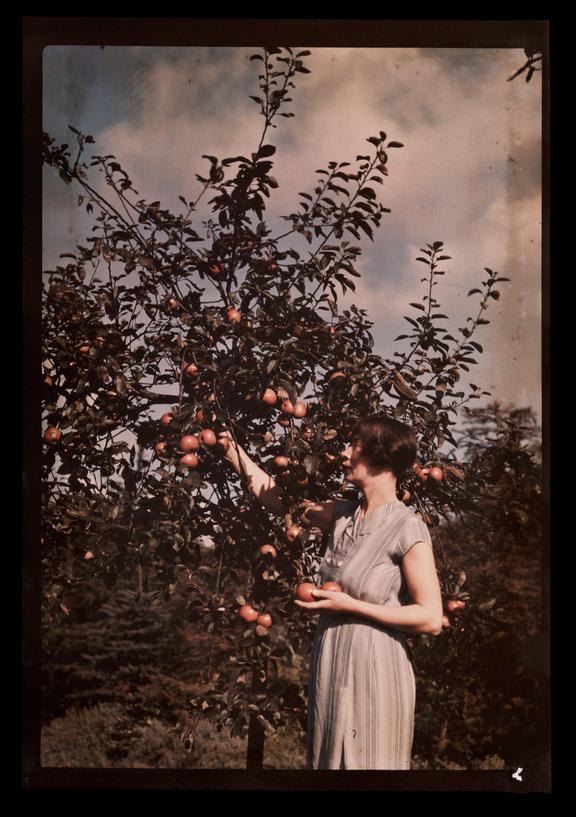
[246,649,269,770]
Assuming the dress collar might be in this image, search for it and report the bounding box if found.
[352,498,406,534]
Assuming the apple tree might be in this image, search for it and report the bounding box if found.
[42,46,513,768]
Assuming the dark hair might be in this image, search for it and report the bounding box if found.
[349,414,417,479]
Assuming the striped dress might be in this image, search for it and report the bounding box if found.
[306,497,433,770]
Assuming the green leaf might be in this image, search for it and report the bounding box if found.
[467,288,482,296]
[257,145,277,158]
[357,221,373,239]
[387,141,404,148]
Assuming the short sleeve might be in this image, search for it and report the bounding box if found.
[394,514,432,560]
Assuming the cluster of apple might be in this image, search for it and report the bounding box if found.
[155,408,228,470]
[412,462,445,482]
[238,579,343,633]
[236,543,279,632]
[295,580,342,602]
[393,464,444,507]
[261,388,308,429]
[238,604,273,630]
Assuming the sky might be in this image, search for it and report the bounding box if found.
[42,45,543,427]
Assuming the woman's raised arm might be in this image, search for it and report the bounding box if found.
[218,432,337,533]
[218,431,288,517]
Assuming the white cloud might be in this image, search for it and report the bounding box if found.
[43,45,542,419]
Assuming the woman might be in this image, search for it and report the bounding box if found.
[219,414,443,770]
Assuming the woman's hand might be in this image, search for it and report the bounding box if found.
[292,498,336,534]
[217,430,233,445]
[294,588,358,615]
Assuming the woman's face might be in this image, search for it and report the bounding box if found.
[341,439,368,483]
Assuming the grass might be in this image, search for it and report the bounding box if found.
[41,701,308,769]
[41,701,505,770]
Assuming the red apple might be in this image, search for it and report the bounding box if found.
[321,581,342,593]
[257,612,273,628]
[199,429,217,446]
[293,401,307,418]
[44,427,61,445]
[429,466,445,482]
[180,453,199,469]
[179,434,199,452]
[287,524,302,541]
[239,605,259,622]
[262,388,277,405]
[296,582,317,603]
